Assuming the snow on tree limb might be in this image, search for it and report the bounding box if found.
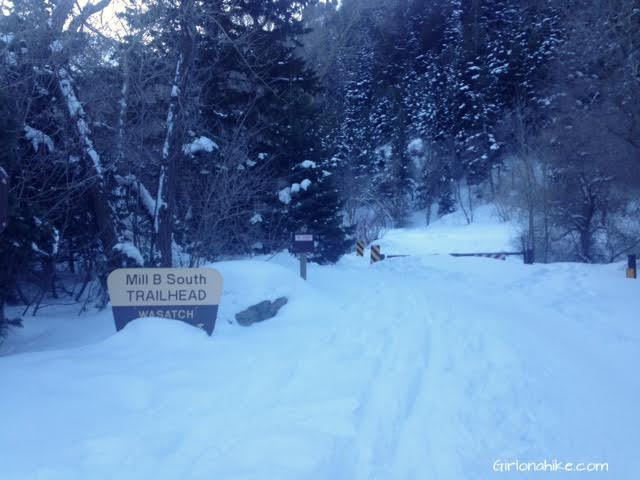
[56,67,104,180]
[113,242,144,267]
[162,55,183,162]
[116,58,129,166]
[115,175,157,220]
[154,167,166,233]
[68,0,112,33]
[182,136,218,155]
[154,54,184,234]
[24,126,54,152]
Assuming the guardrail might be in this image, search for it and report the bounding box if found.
[356,240,535,265]
[450,250,534,264]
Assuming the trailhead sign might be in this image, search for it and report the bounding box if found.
[107,268,223,335]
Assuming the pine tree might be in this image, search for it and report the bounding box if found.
[285,93,352,263]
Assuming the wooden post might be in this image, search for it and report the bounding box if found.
[299,255,307,280]
[524,249,535,265]
[627,255,637,279]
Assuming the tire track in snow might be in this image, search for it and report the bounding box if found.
[339,267,433,480]
[333,258,545,480]
[390,258,547,479]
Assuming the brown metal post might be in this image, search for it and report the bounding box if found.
[627,255,637,279]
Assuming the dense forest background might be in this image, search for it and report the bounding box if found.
[1,0,639,331]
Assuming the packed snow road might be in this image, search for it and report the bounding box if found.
[313,255,639,480]
[1,214,639,479]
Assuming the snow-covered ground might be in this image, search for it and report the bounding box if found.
[1,207,638,479]
[380,205,519,256]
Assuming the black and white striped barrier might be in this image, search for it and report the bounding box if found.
[450,252,507,261]
[356,240,365,257]
[366,247,533,264]
[370,244,385,264]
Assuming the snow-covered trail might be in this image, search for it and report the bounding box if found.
[1,211,639,479]
[310,258,544,480]
[326,255,640,479]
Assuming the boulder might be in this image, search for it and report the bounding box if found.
[235,297,288,326]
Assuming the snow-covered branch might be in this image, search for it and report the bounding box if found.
[56,67,104,180]
[154,54,184,234]
[24,126,54,153]
[68,0,113,33]
[115,175,157,221]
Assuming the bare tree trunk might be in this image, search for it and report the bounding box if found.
[156,55,182,267]
[156,1,195,267]
[56,67,119,261]
[542,161,551,262]
[50,1,121,289]
[116,52,130,169]
[455,179,473,225]
[0,251,15,332]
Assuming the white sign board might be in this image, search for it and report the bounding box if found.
[107,268,223,335]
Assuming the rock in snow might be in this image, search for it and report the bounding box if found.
[235,297,288,326]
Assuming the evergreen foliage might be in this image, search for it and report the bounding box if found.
[0,0,638,329]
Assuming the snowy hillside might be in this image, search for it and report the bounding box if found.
[1,208,639,479]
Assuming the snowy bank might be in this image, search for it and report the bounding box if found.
[1,221,638,479]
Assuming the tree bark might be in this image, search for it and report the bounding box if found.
[156,1,195,267]
[50,2,122,283]
[56,67,119,260]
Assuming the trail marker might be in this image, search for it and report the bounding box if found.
[107,268,223,335]
[292,233,314,280]
[292,233,314,254]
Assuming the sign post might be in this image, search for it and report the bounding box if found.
[299,255,307,281]
[107,268,223,335]
[523,249,535,265]
[627,255,637,279]
[0,167,8,234]
[292,233,314,280]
